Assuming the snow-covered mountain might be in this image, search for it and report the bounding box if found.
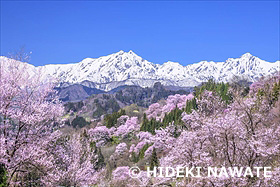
[1,51,279,91]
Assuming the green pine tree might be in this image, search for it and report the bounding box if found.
[140,113,149,132]
[150,148,159,170]
[0,164,7,187]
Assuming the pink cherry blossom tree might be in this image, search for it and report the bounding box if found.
[114,117,140,138]
[0,57,64,185]
[88,126,111,147]
[44,133,103,186]
[159,76,280,186]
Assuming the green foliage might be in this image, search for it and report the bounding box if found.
[21,169,42,186]
[92,103,106,117]
[111,136,120,145]
[107,98,121,112]
[71,116,90,129]
[93,147,105,170]
[131,152,138,163]
[149,148,159,170]
[115,87,153,107]
[121,104,145,120]
[114,84,190,108]
[257,89,265,97]
[92,98,121,118]
[184,98,198,114]
[141,107,186,135]
[272,80,280,104]
[88,141,105,170]
[162,106,184,127]
[104,109,126,128]
[140,116,162,135]
[90,141,97,152]
[173,125,180,138]
[194,79,232,104]
[138,144,150,160]
[131,143,151,163]
[0,164,7,187]
[64,101,84,113]
[140,113,149,132]
[257,80,280,106]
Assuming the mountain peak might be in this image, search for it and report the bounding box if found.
[128,50,135,54]
[163,61,181,66]
[240,52,253,59]
[114,50,139,57]
[116,50,125,55]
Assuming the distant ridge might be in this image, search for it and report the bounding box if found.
[1,51,279,91]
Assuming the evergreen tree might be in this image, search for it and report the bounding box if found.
[104,109,126,128]
[140,113,149,132]
[131,144,151,163]
[162,106,183,127]
[94,148,105,170]
[0,164,7,187]
[150,148,159,170]
[194,79,232,103]
[138,144,150,160]
[185,98,198,114]
[131,152,138,163]
[173,125,180,138]
[71,116,89,129]
[272,80,280,104]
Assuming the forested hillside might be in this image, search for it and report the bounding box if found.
[63,82,191,128]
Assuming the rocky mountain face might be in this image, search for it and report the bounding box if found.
[1,51,279,92]
[55,84,105,102]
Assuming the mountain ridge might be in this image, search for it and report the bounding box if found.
[1,51,279,91]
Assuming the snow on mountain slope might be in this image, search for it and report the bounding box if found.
[1,51,279,91]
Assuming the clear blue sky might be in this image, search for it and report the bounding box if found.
[1,1,279,66]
